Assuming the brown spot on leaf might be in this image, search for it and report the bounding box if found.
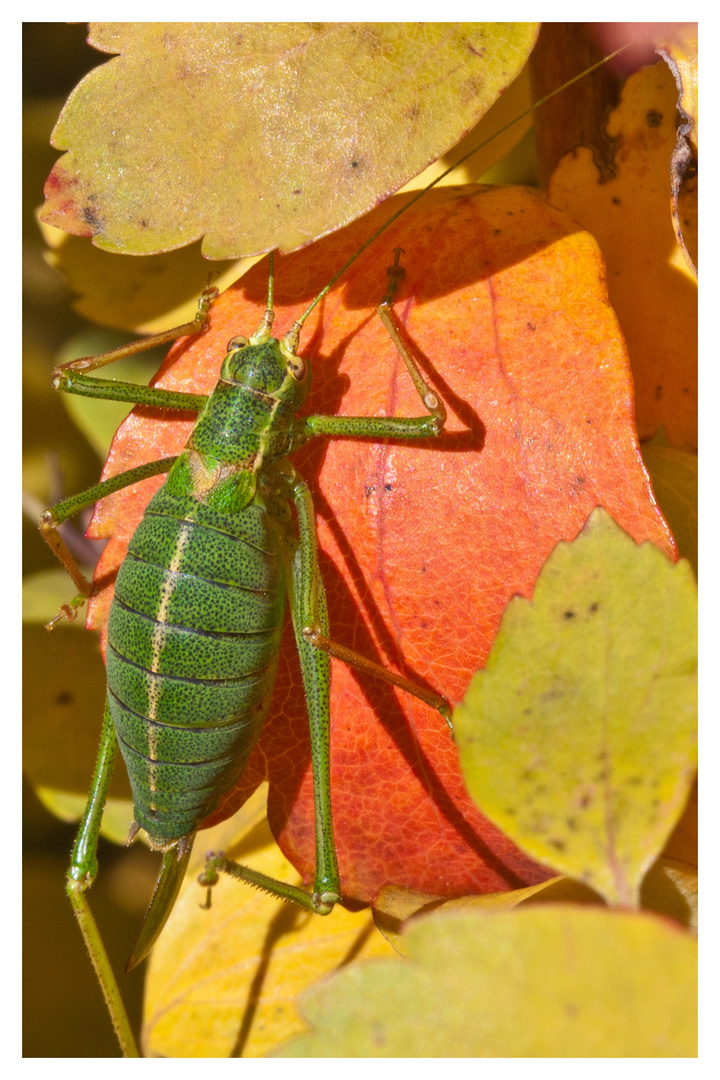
[82,204,103,229]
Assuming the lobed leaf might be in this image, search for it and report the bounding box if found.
[453,508,697,906]
[41,23,538,258]
[275,905,697,1056]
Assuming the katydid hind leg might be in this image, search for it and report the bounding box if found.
[287,516,341,907]
[199,511,341,917]
[291,444,452,728]
[66,701,140,1057]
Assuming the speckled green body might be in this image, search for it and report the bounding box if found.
[105,338,309,846]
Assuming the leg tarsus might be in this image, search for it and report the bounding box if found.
[45,593,89,632]
[199,851,339,916]
[39,509,94,600]
[381,246,406,305]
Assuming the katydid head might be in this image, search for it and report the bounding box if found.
[219,250,312,410]
[219,329,310,410]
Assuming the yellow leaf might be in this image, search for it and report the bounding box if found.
[22,568,90,625]
[657,27,698,275]
[547,62,697,450]
[453,508,697,907]
[373,876,604,955]
[641,856,697,932]
[35,787,134,846]
[372,886,448,955]
[41,23,539,258]
[143,816,395,1057]
[278,905,697,1056]
[641,441,697,575]
[41,223,245,334]
[663,777,697,867]
[23,623,132,805]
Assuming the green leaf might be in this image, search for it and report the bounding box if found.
[276,906,697,1057]
[41,23,539,258]
[641,442,697,574]
[453,508,697,906]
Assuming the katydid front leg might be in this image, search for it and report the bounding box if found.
[40,286,218,626]
[40,457,180,628]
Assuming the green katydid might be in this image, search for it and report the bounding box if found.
[37,43,629,1056]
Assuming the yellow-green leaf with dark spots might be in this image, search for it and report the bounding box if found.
[453,508,697,907]
[41,23,538,258]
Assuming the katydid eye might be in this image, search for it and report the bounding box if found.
[227,335,248,351]
[286,355,306,381]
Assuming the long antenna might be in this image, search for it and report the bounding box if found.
[284,43,630,344]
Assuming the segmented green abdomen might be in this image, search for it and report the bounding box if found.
[106,487,286,846]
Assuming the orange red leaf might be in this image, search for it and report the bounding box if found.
[87,185,674,903]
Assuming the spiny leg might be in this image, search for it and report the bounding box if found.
[52,283,215,412]
[54,282,218,380]
[199,488,341,916]
[299,249,446,443]
[43,286,218,624]
[66,700,140,1057]
[293,251,453,727]
[377,247,446,428]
